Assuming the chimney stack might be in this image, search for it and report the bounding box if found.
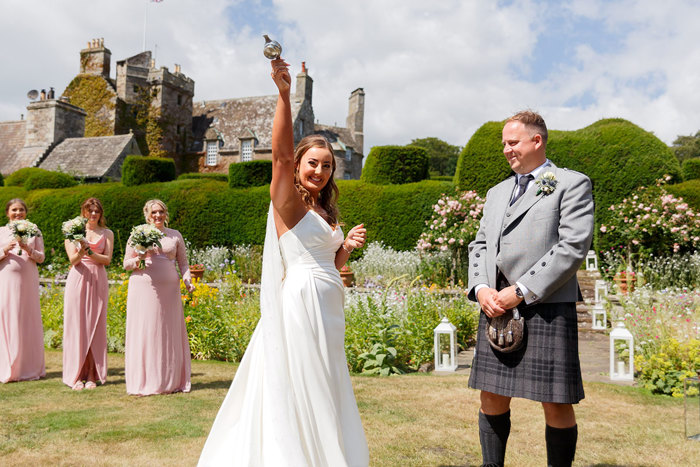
[80,38,111,77]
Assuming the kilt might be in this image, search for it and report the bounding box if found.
[468,301,584,404]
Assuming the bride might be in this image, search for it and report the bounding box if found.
[198,58,369,466]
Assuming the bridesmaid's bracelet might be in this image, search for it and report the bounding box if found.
[342,243,354,254]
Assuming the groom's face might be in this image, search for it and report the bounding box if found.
[502,121,545,174]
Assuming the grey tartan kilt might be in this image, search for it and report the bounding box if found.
[468,301,585,404]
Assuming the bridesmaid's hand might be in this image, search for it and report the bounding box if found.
[18,240,32,255]
[271,59,291,94]
[344,224,366,251]
[185,280,195,293]
[3,240,18,254]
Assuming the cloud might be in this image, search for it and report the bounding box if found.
[1,0,698,153]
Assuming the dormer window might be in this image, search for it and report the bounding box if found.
[206,140,218,166]
[241,139,253,162]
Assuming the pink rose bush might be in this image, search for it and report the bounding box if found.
[599,177,700,259]
[417,190,485,255]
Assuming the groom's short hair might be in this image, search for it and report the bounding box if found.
[507,110,548,145]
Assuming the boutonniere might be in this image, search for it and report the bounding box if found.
[535,171,557,196]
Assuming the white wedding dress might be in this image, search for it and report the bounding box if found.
[198,204,369,467]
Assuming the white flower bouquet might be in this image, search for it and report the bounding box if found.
[7,219,41,256]
[62,216,88,250]
[129,224,165,269]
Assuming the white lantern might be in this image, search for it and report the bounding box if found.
[594,279,608,303]
[610,322,634,381]
[434,317,458,372]
[592,303,607,330]
[585,250,598,271]
[684,376,700,441]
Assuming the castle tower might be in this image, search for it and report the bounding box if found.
[80,38,111,77]
[346,88,365,155]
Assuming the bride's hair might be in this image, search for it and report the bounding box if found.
[294,135,339,225]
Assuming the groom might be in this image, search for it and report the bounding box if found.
[467,111,594,467]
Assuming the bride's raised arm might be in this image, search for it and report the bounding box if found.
[270,59,306,236]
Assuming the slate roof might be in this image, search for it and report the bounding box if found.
[0,120,28,175]
[191,95,302,152]
[40,134,139,179]
[314,123,359,152]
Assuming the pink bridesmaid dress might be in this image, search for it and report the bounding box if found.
[123,227,192,395]
[62,234,109,387]
[0,226,46,383]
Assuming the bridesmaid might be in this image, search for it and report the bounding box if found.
[0,198,46,383]
[123,199,194,396]
[62,198,113,391]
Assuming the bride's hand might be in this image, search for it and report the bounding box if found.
[271,59,291,94]
[344,224,366,251]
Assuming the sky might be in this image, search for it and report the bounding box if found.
[1,0,699,152]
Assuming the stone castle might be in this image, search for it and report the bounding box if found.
[0,38,364,180]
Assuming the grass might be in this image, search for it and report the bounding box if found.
[1,350,699,466]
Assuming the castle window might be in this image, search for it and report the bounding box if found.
[345,149,352,161]
[177,125,182,135]
[177,94,182,106]
[241,139,253,162]
[343,173,351,180]
[298,120,304,135]
[133,85,139,93]
[206,141,218,166]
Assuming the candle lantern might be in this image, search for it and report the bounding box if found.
[594,279,608,303]
[585,250,598,271]
[684,376,700,441]
[592,303,607,330]
[610,322,634,381]
[434,317,458,372]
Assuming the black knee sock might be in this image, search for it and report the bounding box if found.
[545,424,578,467]
[478,410,510,467]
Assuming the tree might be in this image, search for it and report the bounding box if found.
[409,137,461,176]
[671,131,700,164]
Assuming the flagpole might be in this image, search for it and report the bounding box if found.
[142,0,148,51]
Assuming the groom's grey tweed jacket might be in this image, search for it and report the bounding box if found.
[467,162,594,304]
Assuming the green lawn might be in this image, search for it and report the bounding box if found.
[1,350,698,466]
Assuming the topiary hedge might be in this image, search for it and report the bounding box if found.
[5,167,49,187]
[0,179,453,264]
[228,160,273,188]
[24,171,78,190]
[121,155,177,186]
[453,121,508,194]
[361,145,430,185]
[667,179,700,211]
[178,172,229,182]
[682,158,700,181]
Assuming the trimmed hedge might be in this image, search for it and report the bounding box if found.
[0,179,453,263]
[24,171,78,190]
[682,158,700,181]
[121,155,176,186]
[667,180,700,211]
[361,145,430,185]
[453,121,509,194]
[178,172,229,182]
[5,167,50,187]
[228,160,273,188]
